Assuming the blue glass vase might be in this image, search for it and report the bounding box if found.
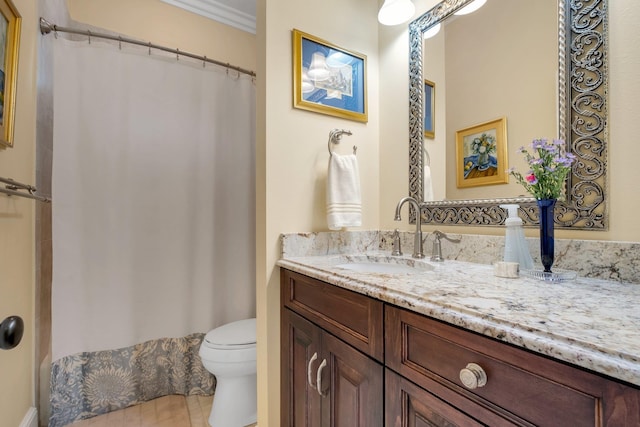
[537,199,556,273]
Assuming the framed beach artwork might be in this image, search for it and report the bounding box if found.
[292,29,367,123]
[0,0,20,148]
[456,117,508,188]
[423,79,434,138]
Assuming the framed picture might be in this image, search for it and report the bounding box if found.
[456,117,508,188]
[423,79,434,138]
[0,0,20,148]
[292,29,367,123]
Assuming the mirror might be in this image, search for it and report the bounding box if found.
[409,0,608,229]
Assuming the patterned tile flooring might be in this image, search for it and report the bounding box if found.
[68,395,213,427]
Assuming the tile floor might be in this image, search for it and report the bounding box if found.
[68,395,213,427]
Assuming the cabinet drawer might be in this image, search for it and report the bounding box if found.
[281,269,383,361]
[386,306,606,427]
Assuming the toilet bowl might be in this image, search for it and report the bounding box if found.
[199,318,257,427]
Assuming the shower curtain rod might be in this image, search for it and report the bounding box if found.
[39,18,256,78]
[0,176,51,203]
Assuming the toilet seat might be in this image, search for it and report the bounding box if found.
[203,318,256,349]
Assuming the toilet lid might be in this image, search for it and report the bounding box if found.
[204,318,256,347]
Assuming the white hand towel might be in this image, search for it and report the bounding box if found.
[327,153,362,230]
[424,164,434,202]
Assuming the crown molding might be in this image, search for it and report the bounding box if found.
[162,0,256,34]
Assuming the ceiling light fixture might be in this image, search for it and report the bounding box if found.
[454,0,487,16]
[378,0,415,26]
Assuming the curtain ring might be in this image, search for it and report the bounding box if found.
[203,55,207,68]
[87,30,91,44]
[148,42,152,55]
[176,48,180,61]
[118,36,122,50]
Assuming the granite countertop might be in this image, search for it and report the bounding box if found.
[277,252,640,387]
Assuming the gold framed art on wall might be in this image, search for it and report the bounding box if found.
[0,0,20,148]
[292,29,367,123]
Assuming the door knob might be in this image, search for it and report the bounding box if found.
[0,315,24,350]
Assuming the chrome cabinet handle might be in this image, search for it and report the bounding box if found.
[316,358,328,397]
[459,363,487,389]
[307,352,318,390]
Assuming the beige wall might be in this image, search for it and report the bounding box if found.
[0,0,37,424]
[379,0,640,242]
[67,0,256,72]
[258,0,381,422]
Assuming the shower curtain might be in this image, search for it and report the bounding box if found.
[50,38,255,426]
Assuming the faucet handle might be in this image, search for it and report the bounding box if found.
[430,231,461,262]
[391,229,402,256]
[430,235,444,262]
[434,230,461,244]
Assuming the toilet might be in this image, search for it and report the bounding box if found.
[199,318,257,427]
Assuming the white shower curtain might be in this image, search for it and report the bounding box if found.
[51,38,256,362]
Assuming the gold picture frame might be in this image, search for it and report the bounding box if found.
[456,117,508,188]
[423,79,434,139]
[0,0,20,148]
[292,29,367,123]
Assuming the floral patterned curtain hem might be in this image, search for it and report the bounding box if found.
[49,333,215,427]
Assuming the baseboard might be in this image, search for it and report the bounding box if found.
[19,407,38,427]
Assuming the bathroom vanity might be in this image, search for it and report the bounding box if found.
[279,251,640,426]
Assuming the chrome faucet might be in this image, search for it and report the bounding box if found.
[430,230,461,262]
[394,196,425,258]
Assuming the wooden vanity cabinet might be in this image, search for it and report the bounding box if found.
[281,269,640,426]
[281,270,384,427]
[386,306,640,427]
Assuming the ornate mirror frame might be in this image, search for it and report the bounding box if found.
[409,0,608,229]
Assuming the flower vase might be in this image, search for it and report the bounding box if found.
[537,199,556,272]
[477,151,489,171]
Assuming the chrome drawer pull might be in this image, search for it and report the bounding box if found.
[459,363,487,389]
[316,358,328,397]
[307,352,318,391]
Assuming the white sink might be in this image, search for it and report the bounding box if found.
[334,257,434,274]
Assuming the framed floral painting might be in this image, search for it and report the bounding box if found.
[455,117,508,188]
[0,0,20,148]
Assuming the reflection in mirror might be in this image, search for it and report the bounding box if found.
[423,0,557,201]
[409,0,608,229]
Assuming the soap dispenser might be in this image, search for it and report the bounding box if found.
[500,204,534,270]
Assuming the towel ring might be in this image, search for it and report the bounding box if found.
[328,129,356,156]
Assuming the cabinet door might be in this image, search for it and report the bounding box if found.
[320,333,383,427]
[282,309,322,427]
[386,369,487,427]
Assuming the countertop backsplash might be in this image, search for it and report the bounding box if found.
[281,230,640,284]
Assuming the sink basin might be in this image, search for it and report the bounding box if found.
[334,257,434,274]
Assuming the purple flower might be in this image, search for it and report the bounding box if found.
[531,139,547,149]
[509,138,574,200]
